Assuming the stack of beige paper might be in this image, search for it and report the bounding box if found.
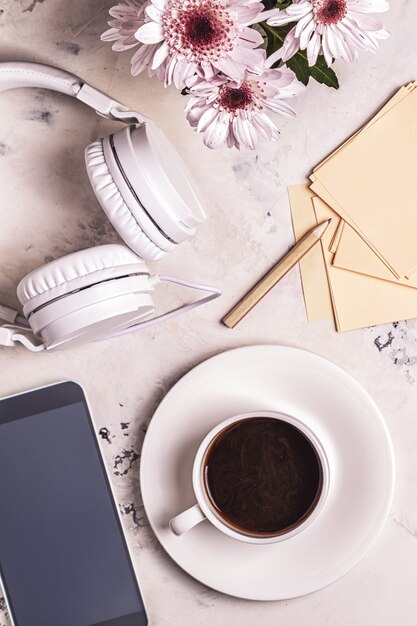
[289,81,417,332]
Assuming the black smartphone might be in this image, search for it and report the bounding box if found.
[0,381,148,626]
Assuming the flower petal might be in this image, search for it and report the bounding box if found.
[135,22,164,44]
[241,116,258,150]
[348,0,389,14]
[130,43,158,76]
[203,111,230,149]
[216,56,246,81]
[197,107,221,133]
[229,45,264,71]
[151,40,170,69]
[146,4,163,23]
[299,15,315,50]
[307,30,321,66]
[173,59,197,89]
[101,27,121,42]
[265,48,283,68]
[233,2,263,25]
[151,0,168,10]
[281,26,301,62]
[295,12,314,39]
[321,29,334,66]
[238,26,264,48]
[263,97,296,117]
[267,2,312,26]
[350,12,384,31]
[253,111,280,140]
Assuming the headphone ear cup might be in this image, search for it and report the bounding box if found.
[85,140,167,262]
[18,243,148,315]
[107,125,206,244]
[18,244,154,350]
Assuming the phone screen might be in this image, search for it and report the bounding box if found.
[0,382,147,626]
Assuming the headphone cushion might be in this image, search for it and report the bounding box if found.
[85,140,166,262]
[18,244,148,316]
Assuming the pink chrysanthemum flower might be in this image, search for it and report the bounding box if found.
[184,62,303,149]
[134,0,269,88]
[102,0,146,51]
[101,1,161,77]
[267,0,389,67]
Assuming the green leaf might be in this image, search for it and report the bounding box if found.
[309,55,339,89]
[261,0,291,9]
[286,50,312,87]
[261,0,277,10]
[262,20,288,59]
[261,22,339,90]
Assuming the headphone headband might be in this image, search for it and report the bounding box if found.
[0,60,217,351]
[0,61,151,125]
[0,61,82,95]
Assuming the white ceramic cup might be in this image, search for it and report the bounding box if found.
[169,411,330,544]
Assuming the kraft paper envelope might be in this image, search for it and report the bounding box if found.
[313,197,417,332]
[313,83,416,173]
[333,223,417,286]
[329,219,344,254]
[288,184,333,321]
[311,81,417,280]
[290,83,417,330]
[311,86,417,279]
[309,178,401,279]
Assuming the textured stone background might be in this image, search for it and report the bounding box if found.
[0,1,416,624]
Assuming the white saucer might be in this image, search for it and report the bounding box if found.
[140,346,395,601]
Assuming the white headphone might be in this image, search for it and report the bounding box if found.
[0,61,220,352]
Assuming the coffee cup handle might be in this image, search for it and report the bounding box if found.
[169,504,206,536]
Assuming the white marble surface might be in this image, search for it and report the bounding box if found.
[0,0,416,624]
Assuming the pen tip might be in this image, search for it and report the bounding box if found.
[327,218,332,224]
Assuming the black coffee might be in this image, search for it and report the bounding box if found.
[204,417,322,536]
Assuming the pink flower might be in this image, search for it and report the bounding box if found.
[102,0,146,52]
[185,61,303,149]
[267,0,389,67]
[101,0,167,77]
[134,0,269,89]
